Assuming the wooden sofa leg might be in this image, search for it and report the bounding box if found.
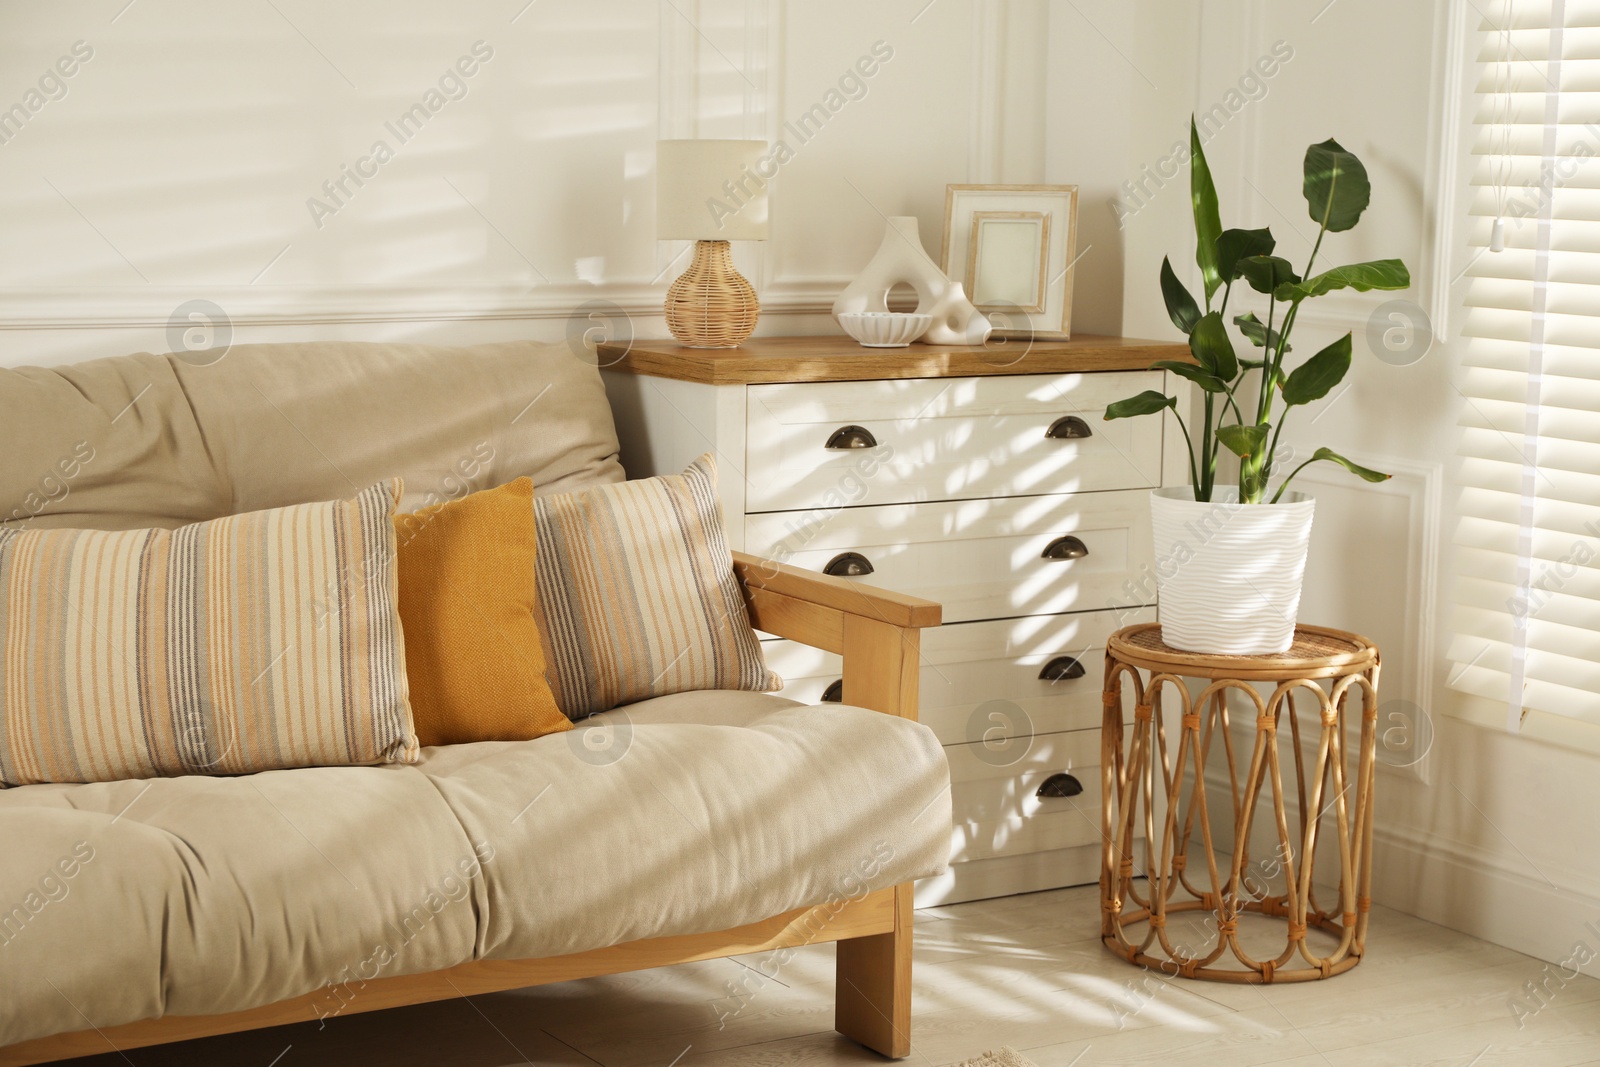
[835,882,913,1058]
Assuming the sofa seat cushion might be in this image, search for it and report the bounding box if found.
[0,693,951,1048]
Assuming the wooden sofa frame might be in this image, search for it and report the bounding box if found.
[0,552,942,1066]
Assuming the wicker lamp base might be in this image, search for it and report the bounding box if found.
[665,239,759,348]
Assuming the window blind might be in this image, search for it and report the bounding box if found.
[1451,0,1600,729]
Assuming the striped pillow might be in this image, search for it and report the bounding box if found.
[533,454,779,718]
[0,481,418,786]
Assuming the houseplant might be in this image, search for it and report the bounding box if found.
[1105,119,1411,655]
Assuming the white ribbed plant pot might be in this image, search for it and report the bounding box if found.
[1149,486,1316,656]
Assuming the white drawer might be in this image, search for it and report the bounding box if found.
[952,767,1101,824]
[762,608,1156,745]
[943,748,1147,866]
[944,727,1102,785]
[951,789,1103,863]
[917,842,1109,906]
[744,371,1165,512]
[746,490,1153,625]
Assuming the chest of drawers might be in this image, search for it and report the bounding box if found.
[600,334,1190,905]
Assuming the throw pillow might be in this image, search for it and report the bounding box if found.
[0,480,418,786]
[533,454,780,718]
[394,477,571,747]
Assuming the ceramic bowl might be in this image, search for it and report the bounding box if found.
[837,312,932,348]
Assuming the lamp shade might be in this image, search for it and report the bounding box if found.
[656,139,769,242]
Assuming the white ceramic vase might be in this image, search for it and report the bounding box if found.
[1149,486,1316,656]
[832,216,991,345]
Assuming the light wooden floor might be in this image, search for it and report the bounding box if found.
[52,885,1600,1067]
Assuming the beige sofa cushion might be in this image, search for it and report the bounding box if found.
[0,692,951,1048]
[0,340,624,532]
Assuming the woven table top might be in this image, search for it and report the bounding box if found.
[1107,623,1379,681]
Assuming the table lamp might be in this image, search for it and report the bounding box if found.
[656,139,768,348]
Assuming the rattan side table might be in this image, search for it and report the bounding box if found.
[1099,622,1380,983]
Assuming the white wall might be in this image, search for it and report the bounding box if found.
[0,0,1056,367]
[1087,0,1600,977]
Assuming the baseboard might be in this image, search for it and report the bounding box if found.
[1193,759,1600,975]
[925,772,1600,978]
[1370,822,1600,977]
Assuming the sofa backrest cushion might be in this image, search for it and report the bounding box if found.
[0,480,419,786]
[0,340,624,532]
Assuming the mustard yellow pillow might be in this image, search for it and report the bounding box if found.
[395,478,571,747]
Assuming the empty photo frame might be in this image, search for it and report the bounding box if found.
[941,184,1079,339]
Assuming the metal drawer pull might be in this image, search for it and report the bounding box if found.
[823,551,874,577]
[825,425,877,450]
[821,679,843,703]
[1045,415,1092,440]
[1038,655,1087,682]
[1041,535,1089,561]
[1037,772,1084,798]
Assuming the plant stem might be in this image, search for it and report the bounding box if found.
[1257,297,1277,422]
[1170,405,1200,498]
[1221,383,1245,425]
[1264,295,1305,428]
[1261,189,1333,432]
[1302,162,1336,283]
[1270,454,1323,503]
[1200,392,1215,501]
[1265,416,1288,484]
[1305,228,1327,284]
[1258,171,1350,500]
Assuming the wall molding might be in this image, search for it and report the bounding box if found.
[967,0,1005,184]
[1294,448,1442,784]
[1426,0,1469,339]
[0,280,847,331]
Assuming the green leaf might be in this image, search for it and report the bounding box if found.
[1233,312,1291,354]
[1216,227,1276,283]
[1151,359,1227,393]
[1303,138,1372,233]
[1275,259,1411,303]
[1272,446,1392,501]
[1216,423,1269,458]
[1190,118,1224,302]
[1237,255,1301,295]
[1188,311,1239,382]
[1159,256,1202,335]
[1308,447,1391,483]
[1105,390,1175,420]
[1281,334,1353,407]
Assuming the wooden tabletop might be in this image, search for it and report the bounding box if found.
[596,333,1189,385]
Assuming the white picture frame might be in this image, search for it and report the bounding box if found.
[941,184,1079,339]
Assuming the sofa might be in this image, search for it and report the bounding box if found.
[0,339,951,1063]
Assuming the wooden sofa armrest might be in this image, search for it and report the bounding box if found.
[732,551,941,721]
[732,550,932,1056]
